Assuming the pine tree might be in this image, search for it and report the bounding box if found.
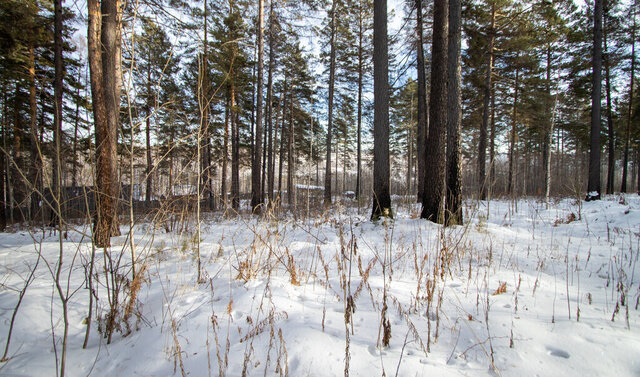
[421,0,447,222]
[371,0,391,219]
[586,0,603,201]
[252,0,265,212]
[621,0,637,193]
[89,0,123,247]
[446,0,463,225]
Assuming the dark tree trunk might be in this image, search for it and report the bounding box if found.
[407,96,413,197]
[604,12,615,194]
[266,0,275,205]
[201,0,214,211]
[622,4,636,193]
[274,92,283,203]
[0,96,6,231]
[251,0,265,212]
[587,0,603,201]
[145,68,153,204]
[231,82,240,210]
[489,82,496,198]
[261,106,268,202]
[371,0,392,220]
[324,0,337,206]
[222,99,229,206]
[28,47,41,222]
[508,65,519,195]
[71,69,83,188]
[278,82,287,200]
[229,0,239,211]
[415,0,428,202]
[445,0,462,225]
[478,4,495,201]
[356,0,364,202]
[287,91,294,207]
[542,44,554,203]
[421,0,448,222]
[52,0,64,224]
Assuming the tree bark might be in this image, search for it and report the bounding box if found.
[53,0,64,224]
[324,0,337,206]
[89,0,122,247]
[415,0,428,202]
[28,47,41,222]
[489,81,496,199]
[0,95,6,230]
[251,0,265,212]
[622,3,636,193]
[587,0,603,201]
[145,67,153,204]
[508,65,519,195]
[231,80,240,210]
[421,0,448,222]
[200,0,213,211]
[356,0,364,202]
[445,0,463,225]
[542,44,554,203]
[287,90,294,207]
[371,0,392,220]
[478,3,495,201]
[222,98,229,206]
[266,0,276,205]
[604,11,615,194]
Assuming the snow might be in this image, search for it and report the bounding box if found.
[1,196,640,376]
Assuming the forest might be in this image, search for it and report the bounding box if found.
[0,0,639,376]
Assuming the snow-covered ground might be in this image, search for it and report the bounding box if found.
[1,196,639,376]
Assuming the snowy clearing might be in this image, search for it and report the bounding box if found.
[1,196,639,376]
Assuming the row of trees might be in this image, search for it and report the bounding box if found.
[0,0,638,236]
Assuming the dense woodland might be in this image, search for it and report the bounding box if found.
[0,0,639,236]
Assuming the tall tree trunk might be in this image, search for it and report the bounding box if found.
[415,0,428,202]
[266,0,275,205]
[28,47,41,222]
[261,106,268,201]
[407,94,414,198]
[478,3,495,201]
[324,0,337,206]
[637,149,640,194]
[287,91,294,207]
[222,99,229,206]
[10,86,20,223]
[542,44,554,203]
[103,0,122,237]
[251,0,265,212]
[88,0,121,247]
[278,82,287,200]
[489,81,496,198]
[445,0,462,225]
[508,65,519,195]
[356,0,364,202]
[200,0,213,211]
[0,94,6,230]
[604,11,615,194]
[273,93,282,203]
[421,0,448,222]
[231,81,240,210]
[72,68,84,188]
[622,2,636,193]
[371,0,392,219]
[53,0,64,224]
[145,67,153,204]
[587,0,603,201]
